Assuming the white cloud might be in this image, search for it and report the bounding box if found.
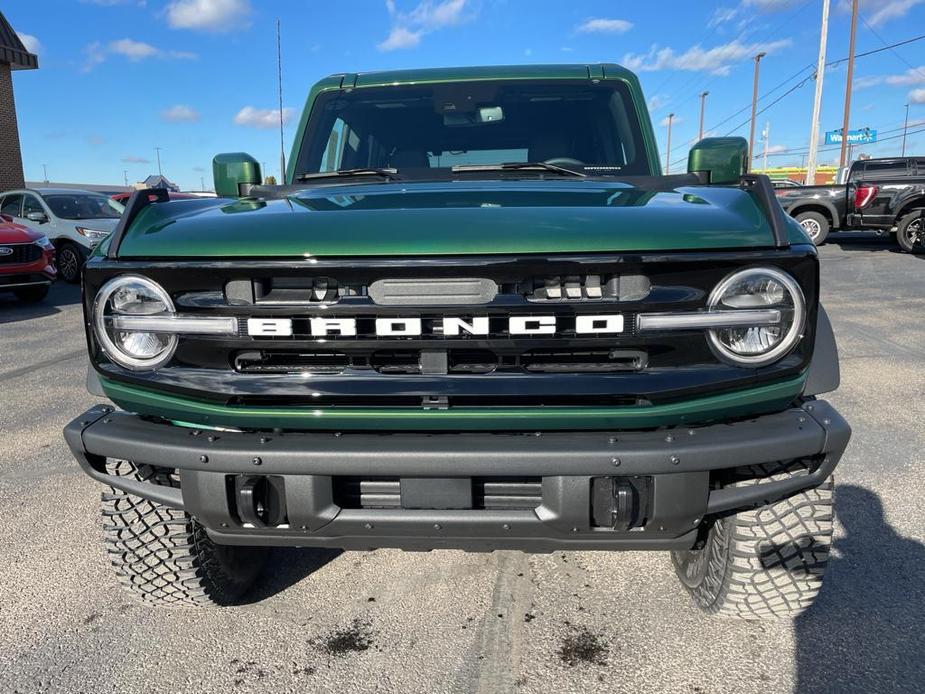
[648,94,670,111]
[81,42,107,72]
[886,66,925,86]
[575,18,633,34]
[709,0,801,29]
[848,0,925,26]
[660,115,682,127]
[910,88,925,104]
[109,38,158,60]
[233,106,294,129]
[854,75,884,90]
[161,105,200,123]
[122,155,151,163]
[87,134,106,146]
[378,26,422,51]
[166,0,252,32]
[765,144,788,154]
[16,32,41,55]
[378,0,472,51]
[623,39,791,76]
[82,38,197,70]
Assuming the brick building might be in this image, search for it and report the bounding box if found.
[0,11,38,192]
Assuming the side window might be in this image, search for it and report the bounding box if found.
[22,195,44,216]
[0,194,23,218]
[915,159,925,175]
[862,161,908,180]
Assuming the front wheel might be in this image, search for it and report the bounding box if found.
[56,242,86,284]
[794,211,830,245]
[101,460,267,607]
[896,211,924,254]
[671,461,834,619]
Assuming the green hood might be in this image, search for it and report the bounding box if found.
[116,180,783,258]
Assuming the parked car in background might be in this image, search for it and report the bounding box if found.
[0,188,124,283]
[775,182,847,245]
[775,157,925,251]
[0,214,56,302]
[845,157,925,253]
[771,179,803,189]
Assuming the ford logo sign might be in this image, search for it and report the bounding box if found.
[0,247,13,256]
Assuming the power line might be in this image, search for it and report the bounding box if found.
[858,14,925,83]
[666,31,925,169]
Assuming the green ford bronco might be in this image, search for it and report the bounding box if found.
[65,64,850,619]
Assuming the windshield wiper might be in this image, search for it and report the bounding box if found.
[451,162,586,178]
[296,167,400,182]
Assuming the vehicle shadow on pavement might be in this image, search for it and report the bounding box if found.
[795,484,925,692]
[0,282,81,324]
[241,548,343,604]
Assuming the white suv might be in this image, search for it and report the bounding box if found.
[0,188,124,283]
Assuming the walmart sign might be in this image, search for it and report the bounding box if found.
[824,128,877,145]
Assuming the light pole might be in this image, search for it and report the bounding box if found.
[200,175,205,192]
[665,113,675,174]
[902,103,910,156]
[839,0,859,168]
[762,121,770,174]
[155,146,163,176]
[123,170,128,187]
[748,52,767,165]
[806,0,830,185]
[698,91,709,141]
[42,164,48,183]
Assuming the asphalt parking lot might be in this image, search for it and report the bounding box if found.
[1,232,923,694]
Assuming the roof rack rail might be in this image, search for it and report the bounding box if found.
[739,174,790,249]
[107,188,170,259]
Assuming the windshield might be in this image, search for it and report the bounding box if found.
[44,194,124,220]
[294,80,651,180]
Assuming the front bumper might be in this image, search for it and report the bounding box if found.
[64,400,850,552]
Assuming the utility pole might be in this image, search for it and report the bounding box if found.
[901,103,910,156]
[123,170,128,187]
[665,113,675,174]
[762,121,770,173]
[698,91,709,141]
[155,146,163,176]
[200,175,205,192]
[42,164,48,183]
[806,0,830,185]
[839,0,859,168]
[277,19,286,183]
[748,52,767,165]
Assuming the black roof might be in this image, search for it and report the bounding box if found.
[0,11,38,70]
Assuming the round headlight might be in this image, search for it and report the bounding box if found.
[707,267,806,367]
[93,275,178,370]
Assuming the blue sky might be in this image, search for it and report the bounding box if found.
[6,0,925,190]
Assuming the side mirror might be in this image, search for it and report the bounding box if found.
[26,211,48,223]
[213,152,263,197]
[687,137,749,185]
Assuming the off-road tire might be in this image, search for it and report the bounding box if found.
[896,211,924,254]
[101,460,267,607]
[14,285,49,302]
[671,461,834,619]
[794,211,830,245]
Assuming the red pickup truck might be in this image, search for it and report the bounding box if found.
[0,213,56,302]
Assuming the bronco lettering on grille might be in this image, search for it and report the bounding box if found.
[246,315,625,337]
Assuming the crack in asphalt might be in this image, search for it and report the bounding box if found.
[0,350,85,383]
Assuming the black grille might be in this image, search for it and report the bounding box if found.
[0,243,41,265]
[334,476,543,510]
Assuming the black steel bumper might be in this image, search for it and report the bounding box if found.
[64,400,850,552]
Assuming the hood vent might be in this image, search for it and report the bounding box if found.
[369,277,498,306]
